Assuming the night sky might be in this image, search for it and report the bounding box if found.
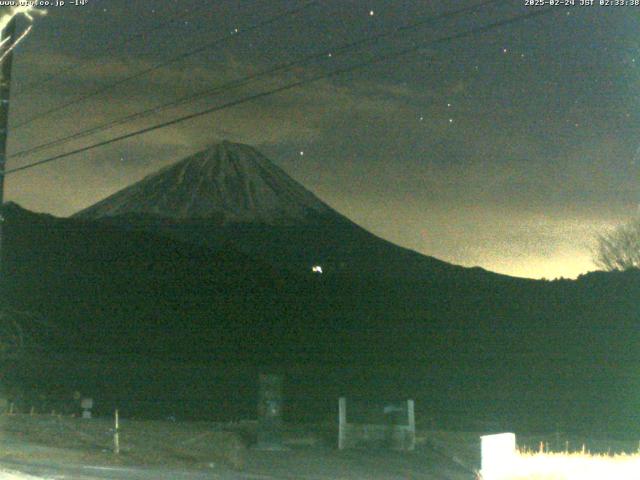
[4,0,639,279]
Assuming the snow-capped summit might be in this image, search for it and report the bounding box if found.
[75,141,335,224]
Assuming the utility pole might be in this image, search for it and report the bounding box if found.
[0,16,16,278]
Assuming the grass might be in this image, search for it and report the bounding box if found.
[493,450,640,480]
[480,436,640,480]
[0,414,247,470]
[2,415,638,480]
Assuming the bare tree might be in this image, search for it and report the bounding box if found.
[593,216,640,271]
[0,308,50,412]
[0,308,27,360]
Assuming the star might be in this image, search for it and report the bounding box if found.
[369,10,375,16]
[419,116,424,121]
[502,48,508,54]
[447,103,451,108]
[448,118,454,124]
[299,151,305,156]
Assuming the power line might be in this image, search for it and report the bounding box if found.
[10,0,320,130]
[6,7,560,176]
[9,0,508,160]
[14,3,209,95]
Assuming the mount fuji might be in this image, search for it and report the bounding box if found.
[74,141,487,280]
[76,141,336,225]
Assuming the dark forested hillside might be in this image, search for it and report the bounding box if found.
[2,202,639,432]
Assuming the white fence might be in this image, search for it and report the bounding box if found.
[338,397,415,451]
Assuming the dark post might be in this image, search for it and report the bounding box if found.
[256,373,284,450]
[0,16,16,278]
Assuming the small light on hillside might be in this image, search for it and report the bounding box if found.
[311,265,323,274]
